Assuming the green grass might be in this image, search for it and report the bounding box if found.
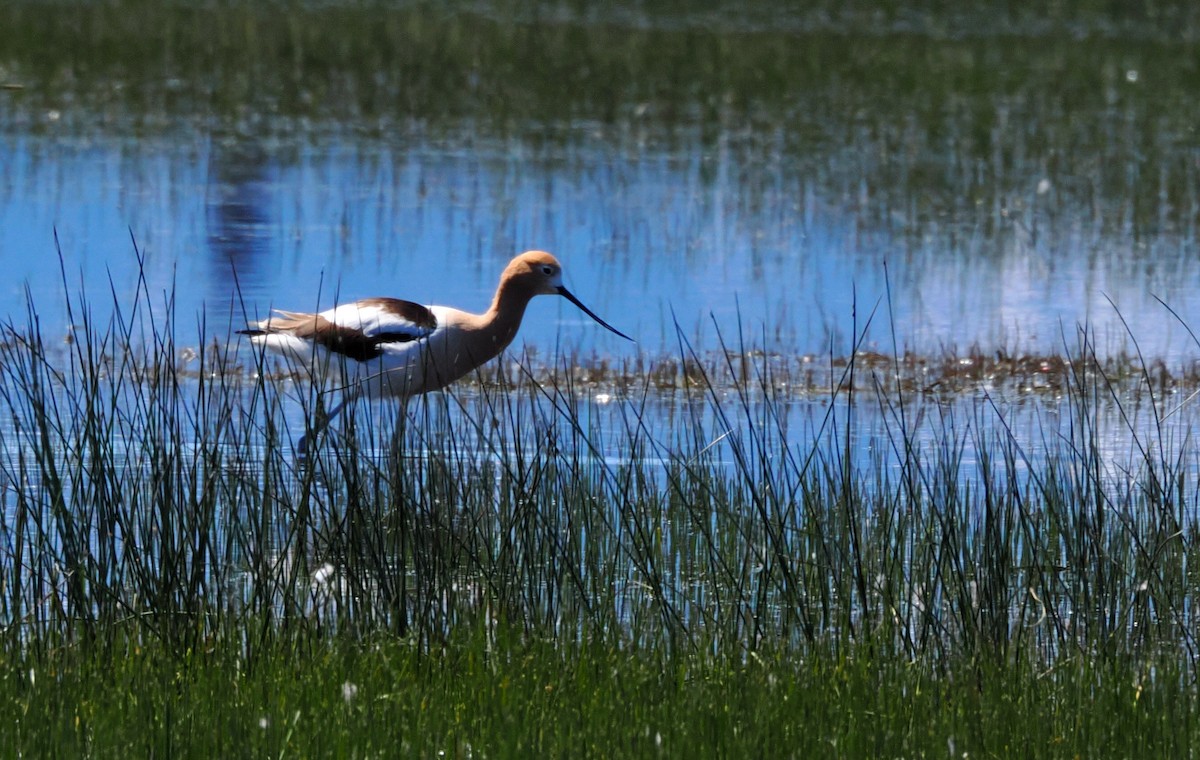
[0,243,1198,754]
[3,623,1196,757]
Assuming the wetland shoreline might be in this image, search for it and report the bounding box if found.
[3,0,1200,754]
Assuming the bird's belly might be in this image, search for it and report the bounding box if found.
[358,340,492,398]
[253,331,501,399]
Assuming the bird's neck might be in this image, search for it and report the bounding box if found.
[482,284,534,349]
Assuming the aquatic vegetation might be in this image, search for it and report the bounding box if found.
[2,0,1198,239]
[1,243,1198,753]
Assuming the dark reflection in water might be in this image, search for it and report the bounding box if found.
[204,140,273,327]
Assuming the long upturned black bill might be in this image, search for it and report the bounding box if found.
[558,286,634,341]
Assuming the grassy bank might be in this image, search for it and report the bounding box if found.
[0,249,1197,754]
[3,624,1196,756]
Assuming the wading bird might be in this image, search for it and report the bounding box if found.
[240,250,632,451]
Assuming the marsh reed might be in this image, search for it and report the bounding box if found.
[1,246,1196,681]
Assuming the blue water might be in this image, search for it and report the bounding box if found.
[5,128,1200,365]
[2,119,1197,538]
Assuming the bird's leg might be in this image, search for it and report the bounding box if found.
[297,394,348,457]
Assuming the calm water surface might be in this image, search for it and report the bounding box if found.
[4,128,1199,363]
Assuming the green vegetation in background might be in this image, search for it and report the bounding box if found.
[2,0,1197,236]
[3,0,1198,133]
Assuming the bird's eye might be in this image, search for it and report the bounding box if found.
[541,265,554,275]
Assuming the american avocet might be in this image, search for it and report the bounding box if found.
[240,250,631,449]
